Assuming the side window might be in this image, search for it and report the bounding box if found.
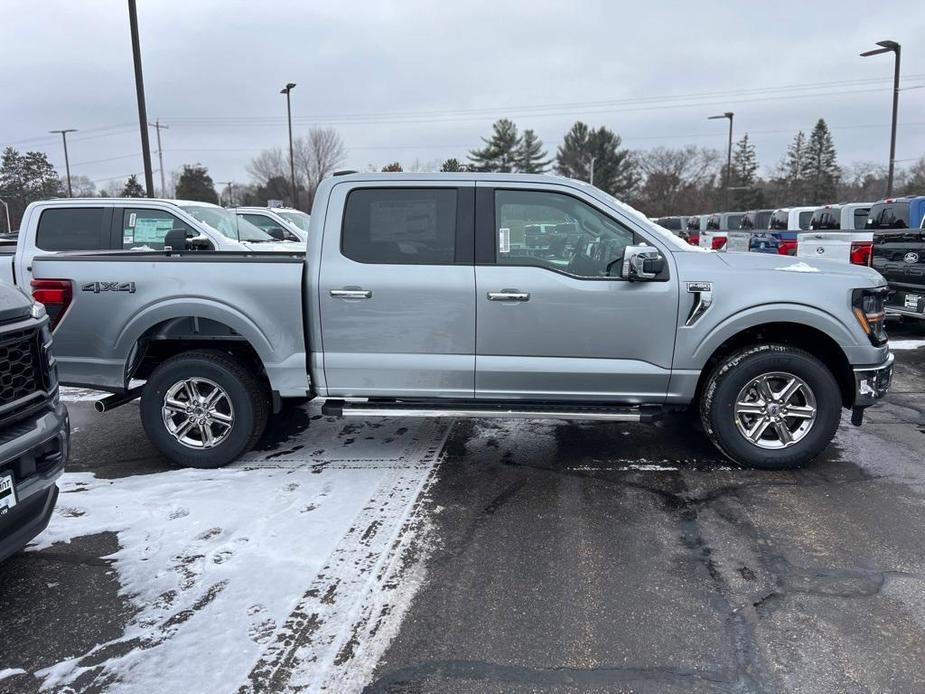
[798,211,813,229]
[36,208,105,251]
[853,208,870,230]
[242,213,276,232]
[342,188,457,264]
[494,189,634,279]
[121,208,196,250]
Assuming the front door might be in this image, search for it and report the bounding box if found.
[318,182,476,398]
[475,183,678,403]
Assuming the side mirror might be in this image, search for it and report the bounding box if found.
[163,228,188,251]
[621,245,665,281]
[266,227,286,241]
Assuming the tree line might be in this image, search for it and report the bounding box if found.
[2,119,924,233]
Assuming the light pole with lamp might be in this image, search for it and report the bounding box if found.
[860,40,901,197]
[280,82,298,208]
[708,112,734,209]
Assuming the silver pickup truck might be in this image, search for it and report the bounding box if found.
[28,173,893,470]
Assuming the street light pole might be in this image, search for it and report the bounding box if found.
[280,83,298,208]
[49,129,77,197]
[860,40,901,197]
[708,112,734,209]
[589,156,597,186]
[128,0,155,197]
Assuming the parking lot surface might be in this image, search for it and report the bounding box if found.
[1,326,924,693]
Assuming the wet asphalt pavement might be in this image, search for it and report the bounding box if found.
[1,322,924,693]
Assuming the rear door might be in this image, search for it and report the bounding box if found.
[318,182,476,398]
[473,182,677,402]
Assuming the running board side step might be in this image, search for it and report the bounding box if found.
[321,399,662,422]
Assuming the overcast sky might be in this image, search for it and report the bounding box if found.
[2,0,924,192]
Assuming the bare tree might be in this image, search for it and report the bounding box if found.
[634,146,721,215]
[246,147,288,186]
[293,128,346,208]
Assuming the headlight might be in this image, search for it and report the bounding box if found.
[852,288,888,347]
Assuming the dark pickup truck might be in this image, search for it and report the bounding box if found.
[870,196,925,320]
[0,282,69,561]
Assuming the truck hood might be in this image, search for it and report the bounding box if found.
[715,250,885,285]
[0,284,31,323]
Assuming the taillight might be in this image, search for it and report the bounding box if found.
[850,241,872,267]
[777,240,797,256]
[711,236,726,250]
[31,279,73,331]
[687,234,700,246]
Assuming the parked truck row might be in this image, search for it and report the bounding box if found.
[8,172,892,472]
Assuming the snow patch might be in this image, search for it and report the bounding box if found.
[775,261,821,273]
[889,339,925,351]
[0,668,26,681]
[30,414,451,693]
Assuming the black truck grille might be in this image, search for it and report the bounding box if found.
[0,327,46,425]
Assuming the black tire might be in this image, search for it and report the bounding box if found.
[140,350,270,468]
[699,344,842,470]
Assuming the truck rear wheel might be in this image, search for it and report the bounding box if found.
[699,344,842,470]
[140,350,270,468]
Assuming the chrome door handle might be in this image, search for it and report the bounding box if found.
[487,291,530,302]
[330,289,372,299]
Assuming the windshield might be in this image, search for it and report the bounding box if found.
[656,217,682,231]
[275,209,311,232]
[589,188,693,251]
[180,205,275,242]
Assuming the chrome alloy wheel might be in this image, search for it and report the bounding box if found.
[162,377,234,449]
[733,372,817,449]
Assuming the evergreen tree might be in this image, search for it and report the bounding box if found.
[381,162,403,172]
[469,119,521,172]
[778,131,808,205]
[0,146,61,230]
[120,174,145,198]
[555,121,639,198]
[803,118,839,204]
[728,134,763,208]
[515,129,550,173]
[175,164,219,204]
[440,158,463,172]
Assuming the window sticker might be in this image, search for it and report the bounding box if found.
[128,213,137,228]
[499,227,511,254]
[132,218,174,243]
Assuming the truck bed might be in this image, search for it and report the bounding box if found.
[31,251,309,396]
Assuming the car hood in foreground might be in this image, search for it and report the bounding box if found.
[715,250,885,284]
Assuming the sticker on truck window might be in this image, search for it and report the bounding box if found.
[131,218,174,244]
[128,213,137,228]
[499,227,510,254]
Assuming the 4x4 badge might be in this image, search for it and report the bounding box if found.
[81,282,136,293]
[904,252,919,264]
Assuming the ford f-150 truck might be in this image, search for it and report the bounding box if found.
[0,281,68,561]
[27,173,893,470]
[871,197,925,319]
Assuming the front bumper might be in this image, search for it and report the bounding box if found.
[853,353,894,408]
[0,402,69,562]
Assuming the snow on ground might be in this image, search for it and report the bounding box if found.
[890,339,925,350]
[60,386,107,402]
[28,409,451,693]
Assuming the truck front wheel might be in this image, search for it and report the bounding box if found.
[140,350,270,468]
[700,344,842,470]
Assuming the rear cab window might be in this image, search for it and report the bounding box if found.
[798,211,814,229]
[810,208,840,230]
[35,207,108,251]
[866,202,910,229]
[121,208,196,250]
[342,188,458,264]
[769,210,789,230]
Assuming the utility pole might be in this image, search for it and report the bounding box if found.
[280,82,298,208]
[149,120,169,196]
[708,112,734,209]
[49,129,77,196]
[217,181,235,206]
[589,156,597,186]
[861,40,901,197]
[0,199,11,234]
[128,0,155,197]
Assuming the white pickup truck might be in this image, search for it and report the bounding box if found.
[796,203,874,265]
[1,198,301,289]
